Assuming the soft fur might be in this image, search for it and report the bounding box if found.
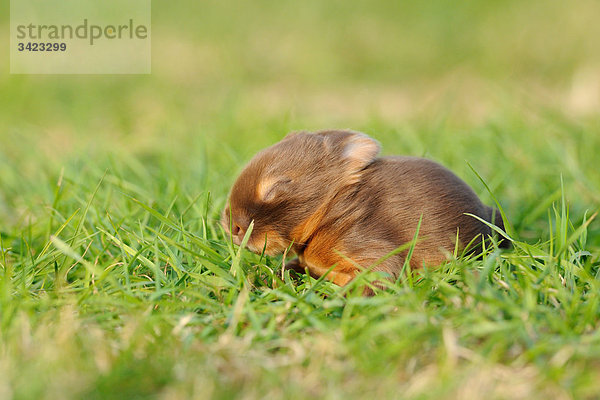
[222,130,507,292]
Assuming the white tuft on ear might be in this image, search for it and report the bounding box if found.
[342,132,381,172]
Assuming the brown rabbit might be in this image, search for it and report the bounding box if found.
[222,130,507,292]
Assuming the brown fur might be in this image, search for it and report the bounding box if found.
[222,130,508,293]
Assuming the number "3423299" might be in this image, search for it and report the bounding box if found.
[17,42,67,52]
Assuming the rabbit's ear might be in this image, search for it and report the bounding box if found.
[318,130,380,172]
[257,176,292,202]
[341,132,380,172]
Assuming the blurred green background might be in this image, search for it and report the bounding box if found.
[1,1,600,399]
[2,0,599,231]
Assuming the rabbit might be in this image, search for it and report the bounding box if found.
[222,129,508,293]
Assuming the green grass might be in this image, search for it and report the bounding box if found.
[1,1,600,399]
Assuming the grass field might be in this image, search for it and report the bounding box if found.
[1,1,600,399]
